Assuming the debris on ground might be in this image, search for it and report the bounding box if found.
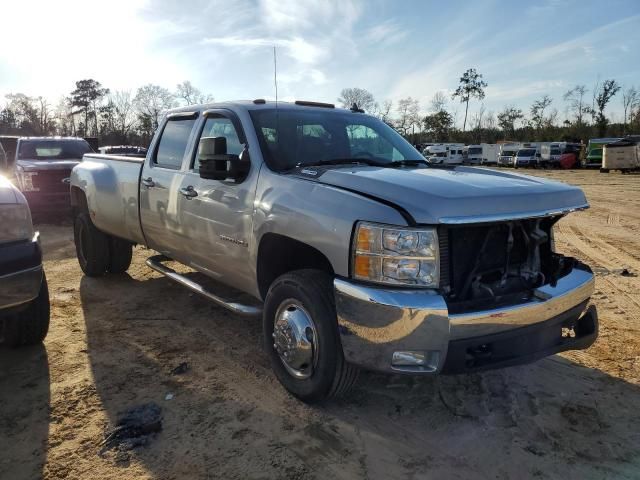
[165,393,174,401]
[99,402,162,456]
[620,268,634,277]
[170,362,190,375]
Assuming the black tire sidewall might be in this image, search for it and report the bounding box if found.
[3,274,50,347]
[74,212,108,276]
[263,271,340,402]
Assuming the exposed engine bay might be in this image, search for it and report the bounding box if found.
[440,217,575,313]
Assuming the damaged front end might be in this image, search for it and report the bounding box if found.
[440,216,576,314]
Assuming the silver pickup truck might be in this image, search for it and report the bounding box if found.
[70,100,598,402]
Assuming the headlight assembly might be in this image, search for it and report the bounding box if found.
[352,222,439,288]
[0,203,34,244]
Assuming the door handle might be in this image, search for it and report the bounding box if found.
[179,186,198,198]
[142,177,155,187]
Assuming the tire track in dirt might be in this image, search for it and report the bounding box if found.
[556,222,640,324]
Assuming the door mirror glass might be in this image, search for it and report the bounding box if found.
[198,137,249,181]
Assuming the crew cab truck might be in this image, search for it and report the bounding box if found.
[70,100,598,402]
[13,137,94,212]
[0,176,50,347]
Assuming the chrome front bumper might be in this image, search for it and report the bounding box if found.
[0,265,43,311]
[335,265,596,374]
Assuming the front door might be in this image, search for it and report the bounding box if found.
[177,110,258,293]
[139,114,198,259]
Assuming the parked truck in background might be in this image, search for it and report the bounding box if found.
[13,137,93,212]
[70,100,598,403]
[584,138,621,168]
[601,137,640,173]
[464,145,483,165]
[497,143,521,167]
[481,143,499,165]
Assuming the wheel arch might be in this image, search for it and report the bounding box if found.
[256,233,335,300]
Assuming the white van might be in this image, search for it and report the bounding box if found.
[514,146,540,168]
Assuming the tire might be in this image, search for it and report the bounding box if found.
[107,237,133,273]
[263,269,358,403]
[4,274,50,347]
[74,212,109,277]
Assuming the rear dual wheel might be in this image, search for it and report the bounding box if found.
[74,212,133,276]
[263,270,358,403]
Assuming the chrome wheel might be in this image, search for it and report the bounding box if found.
[272,299,318,379]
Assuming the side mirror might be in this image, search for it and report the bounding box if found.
[198,137,249,181]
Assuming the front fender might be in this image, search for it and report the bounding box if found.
[251,170,408,278]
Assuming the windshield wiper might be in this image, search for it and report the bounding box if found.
[298,157,386,168]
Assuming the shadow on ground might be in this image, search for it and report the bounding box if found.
[75,271,640,479]
[0,344,50,480]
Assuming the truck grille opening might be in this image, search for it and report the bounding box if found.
[439,217,573,314]
[32,169,72,193]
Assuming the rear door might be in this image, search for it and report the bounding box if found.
[175,109,258,292]
[139,112,198,259]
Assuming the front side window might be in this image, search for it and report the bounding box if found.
[192,116,243,171]
[250,108,422,171]
[154,118,197,169]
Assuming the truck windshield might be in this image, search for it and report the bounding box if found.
[18,139,93,160]
[468,147,482,154]
[249,108,423,171]
[517,149,536,156]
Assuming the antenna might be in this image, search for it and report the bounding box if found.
[273,46,278,106]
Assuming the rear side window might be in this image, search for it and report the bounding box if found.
[154,119,197,169]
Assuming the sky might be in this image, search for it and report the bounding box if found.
[0,0,639,125]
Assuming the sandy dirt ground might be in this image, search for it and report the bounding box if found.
[1,169,639,480]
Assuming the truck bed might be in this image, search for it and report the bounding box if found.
[73,154,145,245]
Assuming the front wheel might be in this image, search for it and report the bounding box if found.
[263,270,358,403]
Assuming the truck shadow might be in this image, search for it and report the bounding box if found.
[78,272,640,479]
[0,344,50,480]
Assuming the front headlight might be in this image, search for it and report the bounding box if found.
[0,203,34,244]
[352,222,439,288]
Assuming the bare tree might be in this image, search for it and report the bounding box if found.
[530,95,553,132]
[591,79,621,136]
[497,106,524,139]
[134,84,176,132]
[371,99,393,124]
[483,110,496,131]
[337,87,376,112]
[622,86,639,133]
[452,68,487,131]
[563,85,588,126]
[430,91,448,113]
[394,97,420,136]
[176,81,213,106]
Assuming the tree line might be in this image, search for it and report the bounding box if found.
[339,71,640,145]
[1,71,639,148]
[0,80,212,146]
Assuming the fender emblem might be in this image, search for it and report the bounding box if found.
[219,235,248,247]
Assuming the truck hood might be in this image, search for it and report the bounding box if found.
[17,159,81,172]
[298,165,588,224]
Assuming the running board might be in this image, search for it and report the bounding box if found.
[146,255,262,316]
